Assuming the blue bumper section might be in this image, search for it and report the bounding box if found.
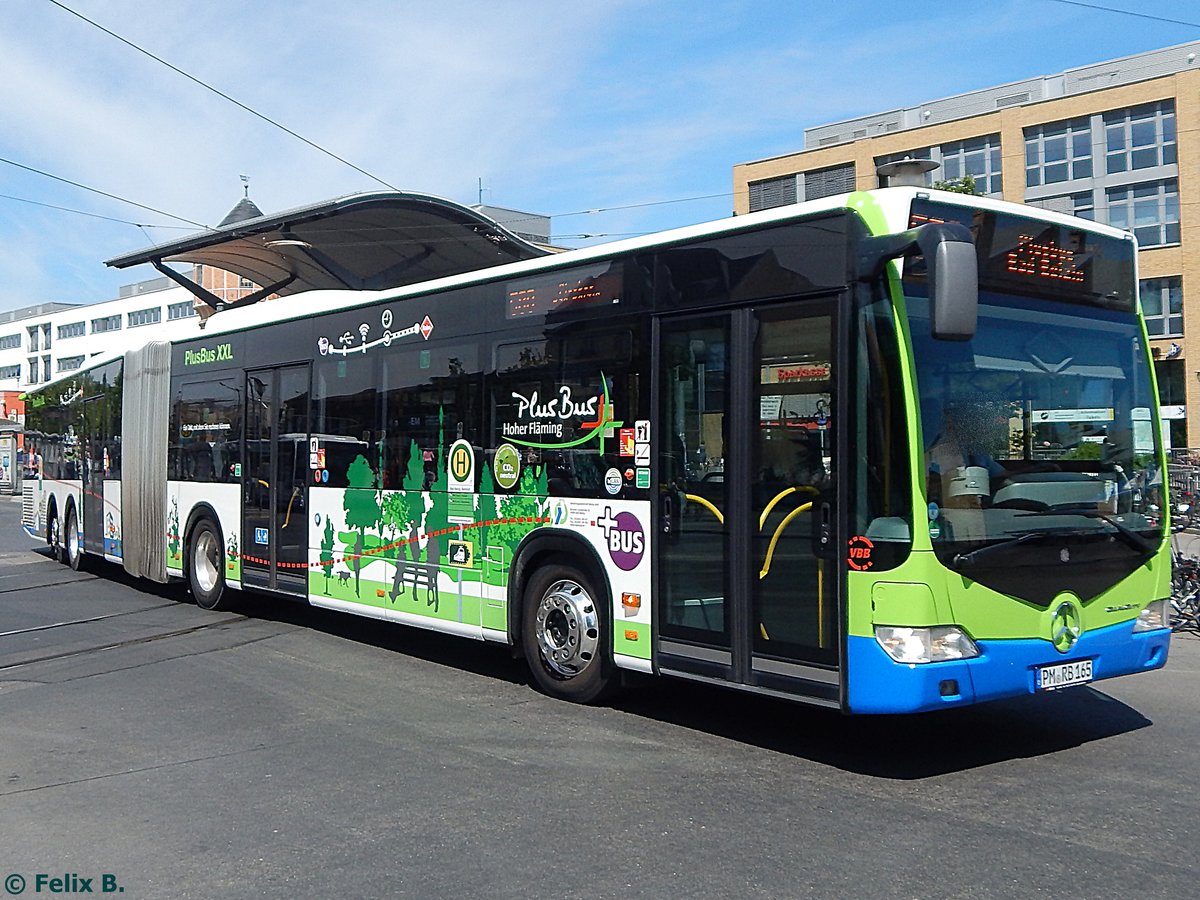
[846,622,1170,714]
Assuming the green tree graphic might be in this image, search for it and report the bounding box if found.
[425,409,449,565]
[488,465,548,559]
[320,517,335,589]
[478,463,496,558]
[343,454,380,596]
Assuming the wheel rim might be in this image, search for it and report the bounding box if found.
[49,515,60,554]
[67,513,79,562]
[194,529,220,595]
[534,578,599,678]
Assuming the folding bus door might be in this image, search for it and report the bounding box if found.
[655,299,844,706]
[242,364,311,594]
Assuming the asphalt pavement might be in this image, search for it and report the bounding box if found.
[1,494,1198,899]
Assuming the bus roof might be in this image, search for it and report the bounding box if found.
[62,185,1136,359]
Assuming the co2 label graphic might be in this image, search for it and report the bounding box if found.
[493,443,521,490]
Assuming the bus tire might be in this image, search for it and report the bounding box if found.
[65,504,85,572]
[188,518,228,611]
[521,563,616,703]
[48,506,64,564]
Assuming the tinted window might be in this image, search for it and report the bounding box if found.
[171,378,243,483]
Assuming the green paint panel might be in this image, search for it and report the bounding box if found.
[872,582,938,626]
[308,570,484,626]
[481,600,507,632]
[614,620,651,659]
[848,544,1168,642]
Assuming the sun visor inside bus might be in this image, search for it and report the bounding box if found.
[105,191,552,320]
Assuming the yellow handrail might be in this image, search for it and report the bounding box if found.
[684,493,725,525]
[282,486,300,530]
[758,501,812,579]
[759,485,820,531]
[759,487,797,530]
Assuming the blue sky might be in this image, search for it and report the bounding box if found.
[0,0,1193,312]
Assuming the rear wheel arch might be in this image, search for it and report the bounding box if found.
[183,502,223,552]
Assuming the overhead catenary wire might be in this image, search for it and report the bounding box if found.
[45,0,400,192]
[1044,0,1200,29]
[0,191,193,230]
[0,154,207,228]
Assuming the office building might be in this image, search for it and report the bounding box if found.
[734,41,1198,447]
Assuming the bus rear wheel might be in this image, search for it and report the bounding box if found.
[522,564,615,703]
[188,519,228,611]
[48,508,64,564]
[65,505,85,571]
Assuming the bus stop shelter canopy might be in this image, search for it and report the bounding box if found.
[105,191,552,321]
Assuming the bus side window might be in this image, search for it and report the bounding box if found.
[171,379,243,484]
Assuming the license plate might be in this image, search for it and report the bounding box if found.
[1036,659,1093,691]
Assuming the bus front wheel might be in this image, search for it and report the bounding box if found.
[522,564,615,703]
[188,519,228,611]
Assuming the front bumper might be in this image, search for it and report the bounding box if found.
[846,620,1170,714]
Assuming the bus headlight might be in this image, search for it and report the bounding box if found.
[1133,599,1168,632]
[875,625,980,664]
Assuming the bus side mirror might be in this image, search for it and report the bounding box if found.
[919,224,977,342]
[857,220,977,342]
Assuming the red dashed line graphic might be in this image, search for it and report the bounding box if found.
[174,516,552,570]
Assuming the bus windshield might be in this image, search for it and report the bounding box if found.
[907,290,1163,599]
[898,198,1163,603]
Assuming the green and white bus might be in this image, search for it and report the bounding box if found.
[21,186,1171,712]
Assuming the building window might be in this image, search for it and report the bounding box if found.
[57,355,85,373]
[57,321,86,339]
[27,327,39,353]
[804,163,856,201]
[0,334,19,350]
[1140,276,1183,338]
[0,364,19,380]
[1106,179,1179,247]
[42,356,51,383]
[748,175,797,212]
[1025,118,1092,188]
[92,315,122,334]
[1105,101,1175,174]
[168,301,198,320]
[939,135,1002,195]
[127,307,162,328]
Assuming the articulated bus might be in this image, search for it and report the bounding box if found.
[21,186,1171,713]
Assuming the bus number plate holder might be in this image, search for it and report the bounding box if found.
[1035,659,1093,691]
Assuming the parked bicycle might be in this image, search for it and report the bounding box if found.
[1170,526,1200,634]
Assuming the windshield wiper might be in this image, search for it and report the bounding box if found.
[1016,505,1159,554]
[952,531,1049,568]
